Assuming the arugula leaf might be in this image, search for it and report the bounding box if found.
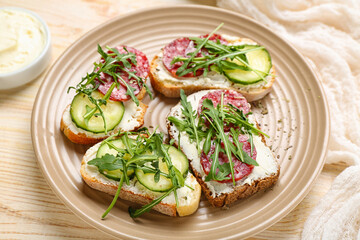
[167,116,187,132]
[175,23,224,76]
[83,105,93,126]
[154,170,160,183]
[88,154,123,172]
[173,166,185,188]
[121,133,134,157]
[203,128,213,155]
[177,47,264,77]
[125,154,158,167]
[230,128,258,166]
[129,186,176,218]
[225,105,269,138]
[240,149,258,166]
[205,140,221,181]
[114,73,139,106]
[220,60,249,71]
[201,99,236,185]
[248,134,254,157]
[88,154,132,186]
[216,162,231,180]
[97,44,108,59]
[102,171,125,219]
[180,89,200,154]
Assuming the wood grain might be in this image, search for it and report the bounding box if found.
[0,0,340,239]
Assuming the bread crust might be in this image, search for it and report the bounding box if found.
[61,101,148,145]
[80,145,202,217]
[191,163,279,208]
[135,86,147,102]
[149,38,276,102]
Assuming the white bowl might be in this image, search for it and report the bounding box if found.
[0,7,51,90]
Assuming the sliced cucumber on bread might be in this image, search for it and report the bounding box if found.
[94,138,135,180]
[61,44,150,145]
[135,145,189,192]
[96,137,189,192]
[70,90,125,133]
[80,133,201,217]
[222,45,272,85]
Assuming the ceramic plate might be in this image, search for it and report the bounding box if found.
[32,5,329,239]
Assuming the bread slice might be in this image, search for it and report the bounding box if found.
[150,36,276,102]
[167,90,280,207]
[61,100,147,145]
[81,141,202,216]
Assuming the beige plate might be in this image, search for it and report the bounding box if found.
[32,5,329,239]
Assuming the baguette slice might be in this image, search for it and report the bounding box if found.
[81,141,202,217]
[167,90,280,207]
[150,36,276,102]
[61,99,147,145]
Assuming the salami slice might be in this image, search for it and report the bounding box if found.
[200,33,228,45]
[162,34,228,78]
[162,37,203,78]
[96,46,149,101]
[198,90,251,130]
[200,134,256,183]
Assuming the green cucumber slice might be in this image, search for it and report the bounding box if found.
[158,146,188,175]
[223,45,272,85]
[135,145,189,192]
[99,168,134,181]
[70,90,125,133]
[95,139,135,180]
[97,138,134,158]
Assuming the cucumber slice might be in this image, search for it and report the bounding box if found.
[223,45,272,85]
[96,139,135,180]
[158,146,188,175]
[99,168,134,181]
[70,90,125,133]
[97,138,130,158]
[135,145,189,192]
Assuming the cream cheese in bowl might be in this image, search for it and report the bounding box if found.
[0,7,51,89]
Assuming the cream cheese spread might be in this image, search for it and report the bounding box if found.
[0,9,46,73]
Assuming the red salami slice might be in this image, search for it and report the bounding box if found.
[198,90,251,130]
[162,37,203,78]
[200,134,256,183]
[96,46,149,101]
[162,34,228,78]
[200,33,228,45]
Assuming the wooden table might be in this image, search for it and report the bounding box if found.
[0,0,343,239]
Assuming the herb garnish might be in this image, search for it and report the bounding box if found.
[88,128,190,218]
[170,23,271,82]
[169,90,267,185]
[201,98,236,185]
[168,90,206,154]
[68,44,152,133]
[174,23,224,76]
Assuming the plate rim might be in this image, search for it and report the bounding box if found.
[31,4,330,239]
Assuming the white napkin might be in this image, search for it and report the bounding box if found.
[217,0,360,239]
